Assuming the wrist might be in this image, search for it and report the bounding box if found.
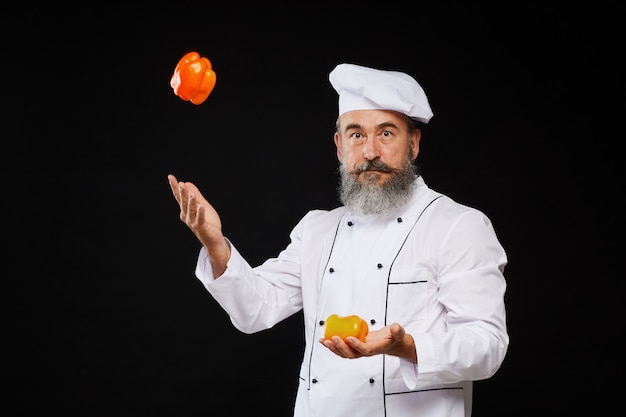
[404,333,417,363]
[207,237,231,278]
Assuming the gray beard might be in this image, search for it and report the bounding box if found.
[338,157,418,217]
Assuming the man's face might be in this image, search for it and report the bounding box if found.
[334,110,421,217]
[334,110,420,186]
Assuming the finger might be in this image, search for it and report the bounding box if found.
[389,323,405,340]
[345,336,362,348]
[332,337,358,358]
[321,338,340,353]
[189,193,206,229]
[182,181,208,206]
[324,340,342,357]
[167,174,182,205]
[345,336,372,357]
[179,182,190,217]
[185,188,198,225]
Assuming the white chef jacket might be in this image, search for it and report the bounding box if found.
[196,176,509,417]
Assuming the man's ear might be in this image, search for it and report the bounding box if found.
[411,129,421,160]
[334,132,342,161]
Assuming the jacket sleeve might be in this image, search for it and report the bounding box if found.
[194,216,307,334]
[411,207,509,387]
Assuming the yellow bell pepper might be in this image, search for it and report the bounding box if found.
[324,314,369,342]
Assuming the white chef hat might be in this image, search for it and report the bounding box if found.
[329,63,434,124]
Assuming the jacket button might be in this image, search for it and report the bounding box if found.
[347,221,354,226]
[329,268,335,273]
[312,378,318,384]
[377,263,383,269]
[397,217,403,223]
[370,319,376,325]
[369,378,375,383]
[319,320,324,326]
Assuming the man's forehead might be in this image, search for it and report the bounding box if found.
[340,109,406,128]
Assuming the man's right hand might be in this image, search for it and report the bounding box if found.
[168,174,231,277]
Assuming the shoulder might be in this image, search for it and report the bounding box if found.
[418,178,492,223]
[285,207,345,241]
[416,180,500,242]
[290,207,345,244]
[300,206,346,228]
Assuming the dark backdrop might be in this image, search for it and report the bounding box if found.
[3,4,618,416]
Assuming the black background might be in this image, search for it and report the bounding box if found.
[3,4,619,416]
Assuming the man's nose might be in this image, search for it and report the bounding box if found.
[362,138,381,160]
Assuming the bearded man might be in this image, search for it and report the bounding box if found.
[168,63,509,417]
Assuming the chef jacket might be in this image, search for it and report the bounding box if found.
[196,176,509,417]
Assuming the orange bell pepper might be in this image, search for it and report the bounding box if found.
[170,51,217,105]
[324,314,369,342]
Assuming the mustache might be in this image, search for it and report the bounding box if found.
[352,159,396,174]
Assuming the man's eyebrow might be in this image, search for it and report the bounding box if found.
[344,122,362,131]
[377,121,400,130]
[344,121,400,131]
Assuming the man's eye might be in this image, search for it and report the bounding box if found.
[349,132,365,143]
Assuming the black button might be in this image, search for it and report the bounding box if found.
[377,263,383,269]
[370,319,376,325]
[347,221,353,226]
[397,217,403,223]
[329,268,335,273]
[369,378,375,383]
[312,378,318,383]
[319,320,324,326]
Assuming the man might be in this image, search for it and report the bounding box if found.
[168,63,509,416]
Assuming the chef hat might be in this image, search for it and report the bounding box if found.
[329,63,434,124]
